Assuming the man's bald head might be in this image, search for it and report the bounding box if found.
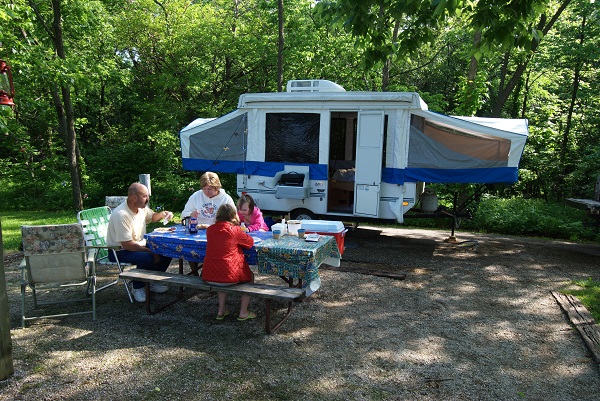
[127,182,150,210]
[128,182,148,196]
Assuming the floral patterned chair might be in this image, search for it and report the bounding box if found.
[20,223,96,327]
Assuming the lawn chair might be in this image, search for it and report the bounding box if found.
[77,206,134,303]
[20,223,96,327]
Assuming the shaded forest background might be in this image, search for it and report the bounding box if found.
[0,0,598,239]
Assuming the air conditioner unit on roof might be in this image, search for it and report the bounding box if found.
[286,79,346,93]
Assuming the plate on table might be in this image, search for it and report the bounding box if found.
[198,224,210,230]
[250,237,262,244]
[154,227,176,232]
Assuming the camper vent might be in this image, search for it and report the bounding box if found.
[286,80,346,93]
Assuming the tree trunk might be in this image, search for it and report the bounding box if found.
[62,85,83,210]
[460,30,482,115]
[467,31,481,85]
[382,20,400,92]
[558,13,586,199]
[0,221,15,380]
[277,0,284,92]
[491,0,572,116]
[521,69,532,119]
[224,0,239,88]
[51,0,83,210]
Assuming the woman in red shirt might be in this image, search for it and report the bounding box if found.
[202,204,256,321]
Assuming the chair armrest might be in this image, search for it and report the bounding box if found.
[86,245,121,250]
[86,248,97,261]
[19,258,27,270]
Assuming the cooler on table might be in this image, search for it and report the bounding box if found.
[300,220,347,255]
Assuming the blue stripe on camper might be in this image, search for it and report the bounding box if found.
[182,159,328,180]
[182,159,245,174]
[242,162,328,180]
[182,159,518,184]
[391,167,519,184]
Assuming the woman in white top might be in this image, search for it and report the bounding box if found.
[181,172,236,226]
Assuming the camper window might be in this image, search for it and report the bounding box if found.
[265,113,320,163]
[408,115,511,169]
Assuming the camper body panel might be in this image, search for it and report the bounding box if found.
[237,172,413,222]
[180,80,528,223]
[232,97,419,222]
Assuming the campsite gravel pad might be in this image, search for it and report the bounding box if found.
[2,226,600,400]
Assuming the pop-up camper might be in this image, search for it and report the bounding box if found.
[180,80,528,223]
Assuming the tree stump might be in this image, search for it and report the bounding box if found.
[0,220,15,380]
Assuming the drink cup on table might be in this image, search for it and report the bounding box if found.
[272,229,281,239]
[297,229,305,239]
[189,216,198,234]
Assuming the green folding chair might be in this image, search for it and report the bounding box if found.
[20,223,96,327]
[77,206,134,303]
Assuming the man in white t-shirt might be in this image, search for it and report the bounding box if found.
[107,182,174,303]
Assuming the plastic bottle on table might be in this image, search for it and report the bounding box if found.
[241,222,248,232]
[189,217,198,234]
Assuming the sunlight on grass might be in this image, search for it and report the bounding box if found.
[563,278,600,322]
[1,211,76,253]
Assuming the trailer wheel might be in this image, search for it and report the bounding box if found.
[290,209,317,220]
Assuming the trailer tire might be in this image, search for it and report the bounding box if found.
[290,209,317,220]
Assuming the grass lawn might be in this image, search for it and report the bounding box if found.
[0,210,181,254]
[1,211,77,253]
[563,278,600,322]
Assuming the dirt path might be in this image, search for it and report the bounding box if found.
[1,227,599,400]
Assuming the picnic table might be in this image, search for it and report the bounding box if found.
[134,225,341,333]
[144,225,340,294]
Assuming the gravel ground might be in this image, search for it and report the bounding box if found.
[1,226,600,400]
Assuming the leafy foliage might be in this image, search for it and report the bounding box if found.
[0,0,598,235]
[405,195,599,243]
[462,196,598,242]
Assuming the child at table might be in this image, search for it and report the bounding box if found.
[202,204,256,321]
[237,194,269,232]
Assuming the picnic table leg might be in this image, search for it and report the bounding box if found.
[144,284,152,315]
[142,282,190,315]
[141,266,196,315]
[187,261,201,276]
[178,258,184,298]
[279,276,302,289]
[264,299,296,334]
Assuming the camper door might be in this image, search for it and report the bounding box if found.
[354,111,384,216]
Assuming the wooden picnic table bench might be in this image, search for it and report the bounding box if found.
[119,269,306,334]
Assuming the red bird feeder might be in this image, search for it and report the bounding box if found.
[0,59,15,107]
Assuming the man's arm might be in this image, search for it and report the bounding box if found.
[120,239,162,263]
[150,210,174,223]
[120,240,152,253]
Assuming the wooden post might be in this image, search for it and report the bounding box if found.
[0,220,15,379]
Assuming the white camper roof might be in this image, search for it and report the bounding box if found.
[238,91,428,110]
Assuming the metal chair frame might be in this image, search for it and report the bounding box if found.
[77,206,134,303]
[20,223,96,327]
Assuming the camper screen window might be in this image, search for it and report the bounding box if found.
[265,113,320,163]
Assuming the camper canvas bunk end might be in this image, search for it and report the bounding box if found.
[180,80,529,223]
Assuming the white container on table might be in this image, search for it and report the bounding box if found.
[271,223,287,235]
[287,220,302,236]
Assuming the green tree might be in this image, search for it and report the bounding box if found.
[1,0,124,210]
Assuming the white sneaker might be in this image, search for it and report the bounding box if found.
[132,287,146,303]
[150,283,169,293]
